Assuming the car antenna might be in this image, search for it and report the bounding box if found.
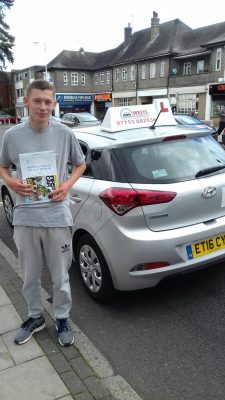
[149,110,162,129]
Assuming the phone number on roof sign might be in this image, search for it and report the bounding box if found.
[116,118,155,126]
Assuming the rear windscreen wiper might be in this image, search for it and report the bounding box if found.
[195,165,225,178]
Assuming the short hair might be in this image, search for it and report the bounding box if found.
[26,79,55,97]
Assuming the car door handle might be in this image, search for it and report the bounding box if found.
[70,194,82,202]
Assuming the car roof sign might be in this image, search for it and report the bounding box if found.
[101,98,177,132]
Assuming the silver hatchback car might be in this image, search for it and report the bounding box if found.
[2,100,225,301]
[61,112,101,128]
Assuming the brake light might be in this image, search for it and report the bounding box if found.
[163,135,186,141]
[99,188,176,215]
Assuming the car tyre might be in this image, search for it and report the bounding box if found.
[2,188,14,227]
[76,233,115,301]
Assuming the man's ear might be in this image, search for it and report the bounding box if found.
[23,96,28,106]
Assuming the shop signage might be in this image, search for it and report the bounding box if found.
[94,93,112,102]
[56,94,92,103]
[209,84,225,95]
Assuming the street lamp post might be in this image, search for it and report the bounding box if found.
[32,41,48,81]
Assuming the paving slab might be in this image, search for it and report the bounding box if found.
[0,336,14,371]
[0,303,22,334]
[0,285,11,306]
[0,356,69,400]
[2,330,44,365]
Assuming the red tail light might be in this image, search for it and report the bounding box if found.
[163,135,186,141]
[99,188,176,215]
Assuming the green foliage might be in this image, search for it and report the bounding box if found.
[0,0,15,70]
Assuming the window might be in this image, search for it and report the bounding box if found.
[119,98,131,107]
[115,136,225,184]
[197,60,204,74]
[16,88,23,97]
[106,71,111,84]
[141,64,146,80]
[23,71,28,78]
[15,73,22,82]
[184,63,191,75]
[94,74,98,85]
[215,48,222,71]
[81,73,85,86]
[150,63,156,78]
[211,101,225,118]
[183,62,191,75]
[115,69,119,82]
[122,68,128,81]
[130,65,135,81]
[176,93,199,114]
[71,72,78,85]
[63,72,68,85]
[160,61,165,77]
[100,73,104,85]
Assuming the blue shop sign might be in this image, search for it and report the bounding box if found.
[56,94,93,105]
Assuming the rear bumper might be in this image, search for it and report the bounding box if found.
[94,216,225,291]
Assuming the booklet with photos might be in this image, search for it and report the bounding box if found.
[19,151,58,204]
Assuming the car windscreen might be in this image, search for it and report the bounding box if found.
[114,136,225,184]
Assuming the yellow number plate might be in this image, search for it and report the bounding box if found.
[186,233,225,259]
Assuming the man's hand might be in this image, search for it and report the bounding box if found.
[6,177,33,196]
[49,181,71,202]
[0,166,33,196]
[49,161,86,202]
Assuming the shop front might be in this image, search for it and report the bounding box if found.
[209,83,225,125]
[94,93,112,120]
[55,93,93,116]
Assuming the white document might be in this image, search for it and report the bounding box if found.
[19,151,58,204]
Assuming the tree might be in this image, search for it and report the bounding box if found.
[0,0,15,70]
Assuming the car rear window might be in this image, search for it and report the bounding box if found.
[114,136,225,184]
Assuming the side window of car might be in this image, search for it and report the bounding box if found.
[68,142,92,178]
[90,149,127,182]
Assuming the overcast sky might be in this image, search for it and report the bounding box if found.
[4,0,225,70]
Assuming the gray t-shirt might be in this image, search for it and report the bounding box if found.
[0,120,85,227]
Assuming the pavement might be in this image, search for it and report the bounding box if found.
[0,237,143,400]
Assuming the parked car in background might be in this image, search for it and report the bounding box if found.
[61,112,101,128]
[19,115,62,124]
[174,114,217,139]
[51,116,62,123]
[3,99,225,301]
[0,114,17,124]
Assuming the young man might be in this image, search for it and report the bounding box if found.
[0,79,86,346]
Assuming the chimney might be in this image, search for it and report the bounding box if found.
[151,11,159,42]
[124,23,132,44]
[79,47,84,55]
